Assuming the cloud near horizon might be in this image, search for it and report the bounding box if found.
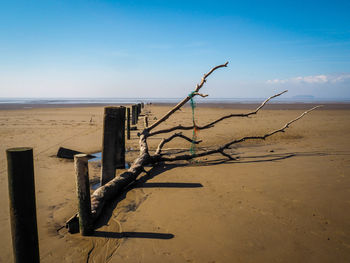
[267,73,350,85]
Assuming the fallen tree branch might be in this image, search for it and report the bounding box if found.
[148,90,288,137]
[66,62,321,228]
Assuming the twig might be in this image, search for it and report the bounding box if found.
[193,92,208,98]
[155,132,202,155]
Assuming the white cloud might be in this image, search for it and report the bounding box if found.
[267,78,287,84]
[267,73,350,85]
[331,74,350,83]
[294,75,328,84]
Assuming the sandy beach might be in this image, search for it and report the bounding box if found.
[1,102,350,262]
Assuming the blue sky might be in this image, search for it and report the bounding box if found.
[0,0,349,99]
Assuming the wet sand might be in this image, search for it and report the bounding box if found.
[0,103,350,262]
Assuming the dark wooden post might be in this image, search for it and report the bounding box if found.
[6,147,40,263]
[101,106,126,186]
[137,103,141,122]
[144,116,148,128]
[132,105,137,125]
[137,103,141,115]
[135,104,138,124]
[74,154,93,236]
[126,107,131,140]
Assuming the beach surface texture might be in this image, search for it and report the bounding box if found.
[1,103,350,262]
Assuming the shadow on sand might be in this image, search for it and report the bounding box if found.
[92,149,336,238]
[93,163,198,238]
[93,231,174,239]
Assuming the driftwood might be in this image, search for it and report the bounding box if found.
[57,147,94,160]
[68,62,321,225]
[57,147,83,159]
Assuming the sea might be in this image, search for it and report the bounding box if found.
[0,97,349,105]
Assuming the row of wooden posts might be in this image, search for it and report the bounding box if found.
[101,103,144,185]
[6,102,144,262]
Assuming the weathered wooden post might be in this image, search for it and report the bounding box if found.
[126,107,131,140]
[137,103,142,115]
[141,102,144,109]
[6,147,40,263]
[101,106,126,186]
[131,105,137,125]
[74,154,93,236]
[137,103,142,123]
[144,116,148,128]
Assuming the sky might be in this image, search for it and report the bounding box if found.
[0,0,349,99]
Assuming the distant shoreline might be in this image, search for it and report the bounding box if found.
[1,102,350,110]
[1,97,350,105]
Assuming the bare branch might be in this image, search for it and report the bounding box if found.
[193,92,208,98]
[155,132,202,155]
[146,62,228,132]
[254,90,288,113]
[262,105,322,138]
[149,124,196,137]
[153,106,321,163]
[200,90,288,130]
[220,106,322,149]
[148,90,288,137]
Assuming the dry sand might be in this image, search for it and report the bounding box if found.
[1,103,350,262]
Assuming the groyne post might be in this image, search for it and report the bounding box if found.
[132,105,137,125]
[6,147,40,263]
[144,116,148,128]
[74,154,93,236]
[137,103,141,116]
[136,104,140,122]
[126,107,131,140]
[101,106,126,186]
